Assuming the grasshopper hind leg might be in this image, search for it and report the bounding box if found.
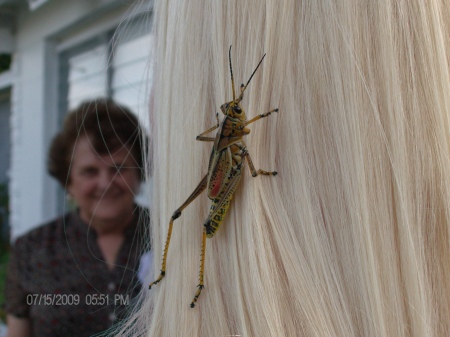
[190,228,207,308]
[148,210,181,289]
[149,175,208,290]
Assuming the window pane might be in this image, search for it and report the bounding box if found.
[67,44,108,109]
[111,34,153,129]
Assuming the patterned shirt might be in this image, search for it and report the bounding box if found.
[5,207,149,337]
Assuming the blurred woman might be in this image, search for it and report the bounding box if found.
[6,99,149,337]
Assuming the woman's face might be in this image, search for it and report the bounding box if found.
[67,136,140,228]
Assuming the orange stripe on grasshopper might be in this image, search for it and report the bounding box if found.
[208,148,232,199]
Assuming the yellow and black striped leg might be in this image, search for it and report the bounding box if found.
[149,174,208,290]
[148,215,174,288]
[196,113,220,141]
[244,151,277,177]
[190,228,207,308]
[241,108,279,128]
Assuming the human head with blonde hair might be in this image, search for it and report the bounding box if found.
[114,1,450,336]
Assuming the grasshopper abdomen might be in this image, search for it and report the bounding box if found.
[205,196,232,237]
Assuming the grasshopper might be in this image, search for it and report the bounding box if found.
[149,46,279,308]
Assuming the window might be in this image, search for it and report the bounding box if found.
[59,15,153,128]
[67,44,109,109]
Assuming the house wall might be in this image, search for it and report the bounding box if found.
[9,0,152,239]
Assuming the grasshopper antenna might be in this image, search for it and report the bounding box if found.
[237,52,266,102]
[229,45,236,101]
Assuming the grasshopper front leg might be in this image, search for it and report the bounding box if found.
[196,113,220,142]
[240,108,279,129]
[149,174,208,289]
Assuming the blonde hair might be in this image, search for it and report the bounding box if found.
[116,1,450,336]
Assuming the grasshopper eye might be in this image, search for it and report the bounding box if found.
[233,106,242,114]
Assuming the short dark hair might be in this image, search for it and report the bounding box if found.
[48,98,147,186]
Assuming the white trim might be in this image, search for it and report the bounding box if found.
[56,18,121,53]
[28,0,49,11]
[55,1,153,53]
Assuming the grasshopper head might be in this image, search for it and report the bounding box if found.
[220,101,247,121]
